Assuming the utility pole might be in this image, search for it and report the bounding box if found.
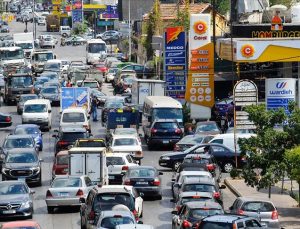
[212,0,216,54]
[128,0,131,61]
[33,0,36,39]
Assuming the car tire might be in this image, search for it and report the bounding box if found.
[47,206,54,214]
[223,162,234,173]
[173,161,181,172]
[157,194,162,200]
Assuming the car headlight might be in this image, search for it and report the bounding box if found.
[32,166,40,174]
[161,156,170,160]
[21,201,31,209]
[1,168,10,174]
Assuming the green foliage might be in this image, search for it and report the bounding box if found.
[72,22,88,35]
[269,0,293,7]
[171,0,190,30]
[285,147,300,183]
[238,104,299,190]
[230,168,241,179]
[215,0,230,16]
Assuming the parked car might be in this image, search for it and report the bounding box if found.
[13,124,43,151]
[0,181,34,219]
[123,166,163,199]
[229,197,279,228]
[17,94,38,115]
[52,150,69,180]
[174,135,214,151]
[45,175,96,213]
[2,148,43,186]
[0,112,12,128]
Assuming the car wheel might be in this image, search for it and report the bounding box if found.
[223,162,234,173]
[47,206,54,214]
[173,161,181,172]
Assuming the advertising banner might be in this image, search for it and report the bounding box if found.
[186,14,214,108]
[61,87,89,112]
[164,26,186,100]
[72,0,83,24]
[266,78,296,114]
[100,5,119,19]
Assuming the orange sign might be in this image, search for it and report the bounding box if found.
[185,42,214,107]
[193,21,207,35]
[241,44,255,58]
[166,26,184,44]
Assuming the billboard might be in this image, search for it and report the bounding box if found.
[266,78,296,114]
[186,14,214,117]
[72,0,83,24]
[61,87,89,112]
[164,26,186,100]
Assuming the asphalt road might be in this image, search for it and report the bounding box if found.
[0,20,237,228]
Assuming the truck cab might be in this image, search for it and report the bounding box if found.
[31,49,55,75]
[0,46,26,68]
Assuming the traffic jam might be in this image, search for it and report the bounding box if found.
[0,1,283,229]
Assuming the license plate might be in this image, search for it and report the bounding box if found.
[163,140,169,144]
[3,210,16,214]
[136,182,148,185]
[59,192,69,197]
[109,176,115,179]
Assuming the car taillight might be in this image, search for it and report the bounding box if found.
[206,164,215,171]
[132,209,138,220]
[174,144,180,151]
[88,210,95,220]
[121,166,129,171]
[213,192,220,199]
[76,189,84,197]
[175,128,182,134]
[5,116,11,122]
[58,141,68,146]
[271,210,278,220]
[124,179,132,185]
[182,219,192,228]
[153,178,160,186]
[238,209,244,215]
[151,128,157,134]
[46,190,53,198]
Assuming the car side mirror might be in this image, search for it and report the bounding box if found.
[54,55,57,59]
[173,183,180,188]
[220,184,226,189]
[48,110,51,113]
[171,210,178,215]
[139,192,144,197]
[79,197,85,204]
[159,171,163,175]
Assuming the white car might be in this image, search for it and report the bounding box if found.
[107,153,139,184]
[37,16,45,26]
[110,135,143,163]
[40,36,56,48]
[22,99,52,131]
[61,60,71,72]
[60,107,90,132]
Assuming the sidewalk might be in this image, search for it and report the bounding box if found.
[225,178,300,229]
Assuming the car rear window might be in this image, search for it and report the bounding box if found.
[200,222,232,229]
[113,138,137,146]
[181,196,212,204]
[52,178,81,188]
[61,132,86,142]
[93,193,134,211]
[62,112,85,122]
[100,216,134,228]
[182,184,215,193]
[128,168,155,177]
[106,157,125,165]
[188,208,223,219]
[242,201,275,212]
[154,122,178,129]
[184,158,210,164]
[77,140,106,147]
[57,155,68,165]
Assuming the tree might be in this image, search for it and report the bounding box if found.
[285,146,300,206]
[238,104,293,193]
[171,0,190,30]
[269,0,293,7]
[72,22,88,35]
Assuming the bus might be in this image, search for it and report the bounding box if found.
[142,96,183,131]
[86,39,107,65]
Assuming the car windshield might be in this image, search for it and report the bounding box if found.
[200,222,232,229]
[179,135,204,144]
[113,138,137,146]
[20,95,38,102]
[241,201,275,212]
[152,108,183,120]
[94,193,134,211]
[52,178,81,188]
[189,209,223,219]
[129,168,155,177]
[16,42,33,49]
[14,127,39,135]
[107,157,125,166]
[24,104,47,113]
[61,132,86,142]
[35,53,53,61]
[100,216,134,228]
[4,138,34,148]
[182,184,215,192]
[88,43,106,53]
[196,123,219,133]
[9,76,33,87]
[83,82,98,88]
[57,155,68,165]
[44,63,60,71]
[6,152,37,163]
[76,140,105,147]
[41,87,57,94]
[0,183,28,195]
[62,113,85,122]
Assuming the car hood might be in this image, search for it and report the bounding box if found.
[4,162,39,169]
[0,194,30,203]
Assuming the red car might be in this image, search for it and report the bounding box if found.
[52,150,69,179]
[94,63,108,74]
[1,221,41,229]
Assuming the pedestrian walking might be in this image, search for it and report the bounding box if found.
[91,96,98,121]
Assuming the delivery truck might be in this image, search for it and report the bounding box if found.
[68,147,108,185]
[13,32,34,59]
[46,14,59,32]
[60,87,90,113]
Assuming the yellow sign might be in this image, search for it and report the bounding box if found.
[83,4,106,9]
[52,0,62,5]
[240,44,255,58]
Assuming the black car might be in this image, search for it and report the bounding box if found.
[171,201,224,229]
[53,127,90,153]
[0,181,34,219]
[145,119,183,150]
[101,97,125,123]
[0,112,12,128]
[122,166,163,200]
[159,143,246,172]
[2,148,43,186]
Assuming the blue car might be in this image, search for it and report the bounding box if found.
[13,124,43,151]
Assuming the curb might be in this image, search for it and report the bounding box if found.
[224,178,242,197]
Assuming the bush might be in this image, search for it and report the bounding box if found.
[230,168,241,179]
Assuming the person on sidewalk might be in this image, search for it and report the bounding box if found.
[91,96,98,121]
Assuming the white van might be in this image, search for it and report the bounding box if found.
[22,99,52,131]
[60,26,71,37]
[209,133,256,152]
[37,16,46,26]
[60,107,90,132]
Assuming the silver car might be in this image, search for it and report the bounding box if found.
[229,197,279,228]
[45,175,96,213]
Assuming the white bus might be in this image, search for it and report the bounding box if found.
[86,39,107,65]
[142,96,183,131]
